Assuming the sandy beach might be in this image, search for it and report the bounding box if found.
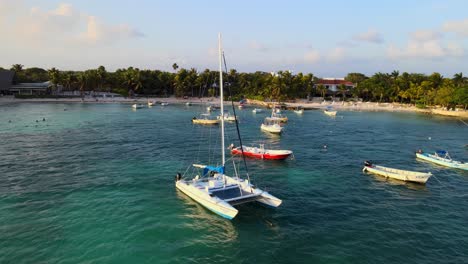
[1,95,467,119]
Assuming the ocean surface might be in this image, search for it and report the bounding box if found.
[0,102,467,264]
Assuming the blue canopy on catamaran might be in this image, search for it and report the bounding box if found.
[203,165,225,176]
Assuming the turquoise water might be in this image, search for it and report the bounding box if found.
[1,102,467,263]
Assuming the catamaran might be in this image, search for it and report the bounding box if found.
[175,34,282,219]
[416,150,468,170]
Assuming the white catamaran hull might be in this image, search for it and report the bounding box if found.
[363,164,432,184]
[176,180,238,219]
[416,153,468,170]
[176,174,282,219]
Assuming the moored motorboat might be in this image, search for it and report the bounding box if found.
[261,118,283,134]
[294,107,304,114]
[252,108,263,113]
[324,108,337,116]
[132,103,144,109]
[363,161,432,184]
[416,150,468,170]
[147,100,155,106]
[186,102,192,106]
[230,144,293,160]
[192,114,220,125]
[161,102,169,106]
[217,112,237,122]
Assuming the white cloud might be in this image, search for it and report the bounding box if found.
[327,47,346,62]
[249,41,268,52]
[352,29,384,44]
[304,50,320,63]
[443,18,468,37]
[410,30,442,41]
[80,15,144,44]
[387,39,464,59]
[0,2,143,46]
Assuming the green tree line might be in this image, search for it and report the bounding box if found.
[3,64,467,109]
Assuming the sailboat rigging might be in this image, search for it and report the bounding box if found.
[175,34,282,219]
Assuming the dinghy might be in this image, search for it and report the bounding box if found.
[416,150,468,170]
[192,114,220,125]
[363,161,432,184]
[293,107,304,114]
[132,104,144,109]
[252,108,263,113]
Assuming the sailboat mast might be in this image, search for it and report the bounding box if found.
[218,33,225,166]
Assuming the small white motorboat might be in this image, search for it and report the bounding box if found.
[324,108,337,116]
[293,107,304,114]
[416,150,468,170]
[147,100,155,106]
[132,104,144,109]
[261,118,283,134]
[363,161,432,184]
[186,102,192,106]
[252,108,263,113]
[161,102,169,106]
[217,112,237,122]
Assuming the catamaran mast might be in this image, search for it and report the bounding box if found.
[218,33,225,166]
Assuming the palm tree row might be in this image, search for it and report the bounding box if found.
[5,64,467,109]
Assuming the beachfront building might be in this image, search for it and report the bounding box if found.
[9,82,54,95]
[0,69,15,95]
[0,69,58,95]
[315,78,355,94]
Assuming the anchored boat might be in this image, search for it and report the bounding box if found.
[230,144,293,160]
[192,114,220,125]
[363,161,432,184]
[416,150,468,170]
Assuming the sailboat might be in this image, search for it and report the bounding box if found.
[175,34,282,219]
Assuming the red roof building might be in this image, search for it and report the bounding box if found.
[315,78,355,93]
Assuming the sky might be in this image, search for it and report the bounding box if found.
[1,0,468,77]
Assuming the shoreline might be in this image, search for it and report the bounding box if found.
[1,96,467,119]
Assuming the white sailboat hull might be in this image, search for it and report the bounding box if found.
[176,173,282,219]
[363,164,432,184]
[176,180,238,219]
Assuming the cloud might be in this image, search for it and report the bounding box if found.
[387,40,464,59]
[352,29,384,44]
[249,41,268,52]
[443,18,468,37]
[80,15,144,44]
[304,50,320,63]
[327,47,346,62]
[410,29,442,41]
[0,2,143,46]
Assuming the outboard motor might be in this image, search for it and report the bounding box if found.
[175,173,182,182]
[364,160,372,167]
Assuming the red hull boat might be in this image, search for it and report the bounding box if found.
[230,144,292,160]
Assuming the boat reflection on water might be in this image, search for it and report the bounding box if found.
[175,190,238,242]
[368,173,429,192]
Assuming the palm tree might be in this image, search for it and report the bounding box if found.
[317,84,327,99]
[96,66,107,91]
[10,64,23,72]
[338,83,347,101]
[453,72,466,87]
[76,72,87,98]
[172,63,179,72]
[47,67,61,95]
